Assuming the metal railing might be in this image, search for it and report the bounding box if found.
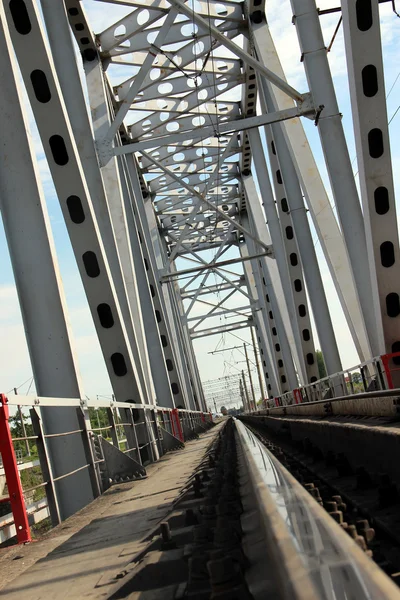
[252,352,400,409]
[0,393,213,545]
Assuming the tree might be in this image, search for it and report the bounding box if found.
[316,350,327,379]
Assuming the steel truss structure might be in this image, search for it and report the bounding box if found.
[0,0,399,519]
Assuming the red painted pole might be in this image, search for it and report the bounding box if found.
[0,394,31,544]
[381,354,394,389]
[171,408,184,442]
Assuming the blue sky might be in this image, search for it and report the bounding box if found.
[0,0,399,397]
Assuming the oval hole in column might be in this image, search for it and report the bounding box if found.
[281,198,288,213]
[144,258,149,271]
[310,376,318,382]
[286,226,293,240]
[83,48,97,61]
[111,353,127,376]
[97,303,114,328]
[49,135,69,165]
[67,195,85,223]
[166,359,174,372]
[266,294,270,303]
[307,353,315,365]
[374,186,389,214]
[361,64,378,97]
[294,279,302,292]
[275,343,280,352]
[272,327,277,336]
[269,311,273,319]
[281,375,286,384]
[9,0,31,34]
[150,285,155,297]
[302,328,310,341]
[386,292,400,317]
[298,304,306,317]
[155,309,162,323]
[276,170,282,185]
[356,0,372,31]
[263,361,266,368]
[161,335,168,347]
[268,384,272,391]
[260,348,264,355]
[290,253,298,266]
[271,140,276,155]
[392,341,400,365]
[30,70,51,103]
[380,241,395,267]
[171,382,179,395]
[278,359,283,368]
[368,128,384,158]
[82,251,100,277]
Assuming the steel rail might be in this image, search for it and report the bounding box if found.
[266,387,400,413]
[234,418,400,600]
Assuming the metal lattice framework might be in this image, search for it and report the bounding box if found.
[0,0,399,519]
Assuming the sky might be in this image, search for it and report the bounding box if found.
[0,0,400,399]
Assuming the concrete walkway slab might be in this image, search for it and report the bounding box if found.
[0,424,222,599]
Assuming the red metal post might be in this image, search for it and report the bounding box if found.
[0,394,31,544]
[171,408,184,442]
[380,352,400,390]
[293,389,302,404]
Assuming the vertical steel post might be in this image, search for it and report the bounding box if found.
[341,0,400,377]
[0,17,94,520]
[0,395,31,543]
[259,78,342,376]
[244,343,256,410]
[249,7,372,363]
[290,0,379,357]
[240,240,280,396]
[40,0,151,404]
[247,127,307,383]
[242,185,298,390]
[251,326,266,401]
[241,371,251,412]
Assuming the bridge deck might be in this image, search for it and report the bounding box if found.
[0,423,223,599]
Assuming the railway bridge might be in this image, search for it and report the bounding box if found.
[1,0,400,597]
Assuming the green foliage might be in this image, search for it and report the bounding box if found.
[316,350,327,379]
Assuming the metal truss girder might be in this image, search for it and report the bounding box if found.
[97,0,245,22]
[249,7,372,363]
[114,104,314,156]
[190,321,250,339]
[167,0,304,102]
[144,143,238,168]
[188,304,251,325]
[99,7,166,54]
[149,170,238,191]
[181,279,244,299]
[341,0,400,364]
[175,239,237,254]
[3,0,148,405]
[128,77,243,136]
[104,17,241,57]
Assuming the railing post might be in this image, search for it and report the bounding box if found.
[30,407,61,526]
[171,408,184,442]
[0,394,31,544]
[106,407,119,448]
[381,354,394,390]
[76,407,101,499]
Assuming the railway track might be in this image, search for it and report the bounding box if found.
[240,415,400,587]
[100,417,400,600]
